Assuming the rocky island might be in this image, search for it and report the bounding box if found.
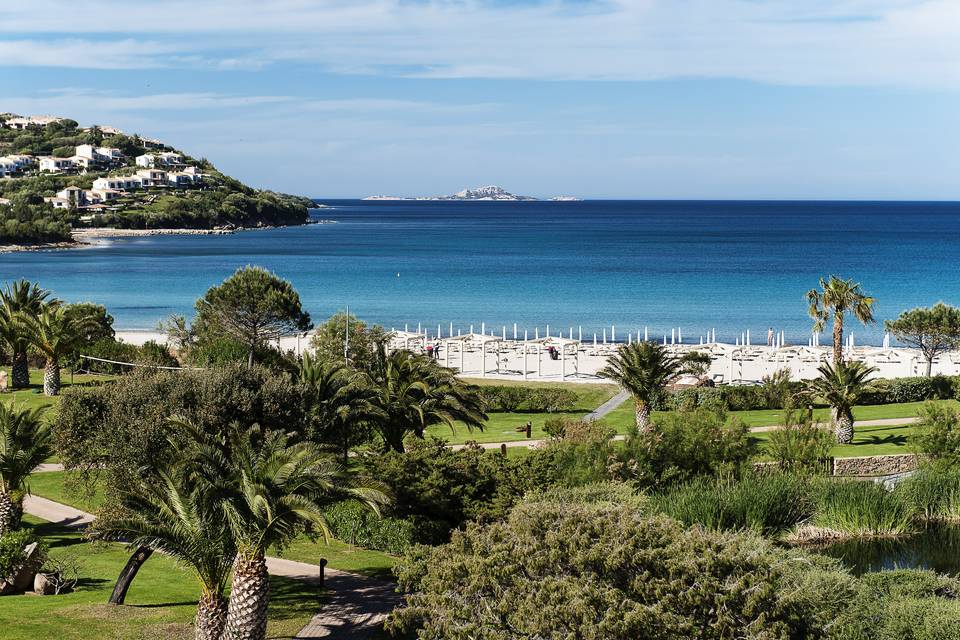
[0,113,314,250]
[364,185,538,201]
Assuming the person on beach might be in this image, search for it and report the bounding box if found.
[767,327,774,346]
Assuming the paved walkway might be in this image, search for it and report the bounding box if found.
[22,490,398,638]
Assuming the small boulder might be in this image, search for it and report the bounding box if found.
[3,542,42,594]
[34,572,57,595]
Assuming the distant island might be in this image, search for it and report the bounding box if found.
[0,113,314,250]
[365,185,540,201]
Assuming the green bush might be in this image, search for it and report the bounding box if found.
[0,529,47,578]
[719,385,769,411]
[766,411,835,473]
[913,402,960,463]
[324,500,416,555]
[389,503,842,639]
[525,387,577,412]
[886,377,954,404]
[521,481,646,508]
[610,408,755,488]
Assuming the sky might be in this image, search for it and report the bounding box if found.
[1,0,958,199]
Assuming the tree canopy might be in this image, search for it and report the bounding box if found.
[885,303,960,376]
[194,266,312,367]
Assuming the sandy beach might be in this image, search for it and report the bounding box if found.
[112,329,956,383]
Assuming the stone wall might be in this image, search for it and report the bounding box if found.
[832,453,921,477]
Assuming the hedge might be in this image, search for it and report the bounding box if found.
[478,386,578,413]
[325,499,417,555]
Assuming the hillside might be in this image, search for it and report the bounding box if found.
[0,114,312,247]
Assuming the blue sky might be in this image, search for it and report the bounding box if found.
[1,0,958,199]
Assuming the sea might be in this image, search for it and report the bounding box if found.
[2,200,959,344]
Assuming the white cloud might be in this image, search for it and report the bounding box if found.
[0,1,957,88]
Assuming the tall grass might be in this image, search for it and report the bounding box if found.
[896,466,960,522]
[651,473,813,537]
[812,479,914,537]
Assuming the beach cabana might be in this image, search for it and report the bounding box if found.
[528,336,581,380]
[442,333,503,376]
[389,330,428,352]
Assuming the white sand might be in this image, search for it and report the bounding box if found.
[112,329,954,383]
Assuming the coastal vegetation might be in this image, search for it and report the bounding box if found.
[6,273,960,638]
[885,303,960,377]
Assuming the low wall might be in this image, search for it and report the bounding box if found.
[832,453,921,477]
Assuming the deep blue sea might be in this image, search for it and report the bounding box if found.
[2,200,958,344]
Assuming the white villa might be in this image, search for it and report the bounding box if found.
[0,155,35,178]
[3,115,65,130]
[39,157,76,173]
[136,152,183,168]
[75,144,123,164]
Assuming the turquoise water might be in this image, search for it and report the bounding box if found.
[1,199,958,342]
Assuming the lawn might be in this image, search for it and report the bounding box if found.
[750,421,918,459]
[0,516,318,640]
[602,397,959,433]
[425,378,618,444]
[27,471,397,580]
[0,368,115,415]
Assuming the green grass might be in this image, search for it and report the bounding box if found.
[0,368,116,415]
[276,537,397,581]
[604,398,959,434]
[27,471,105,512]
[425,379,617,444]
[27,470,397,580]
[750,422,917,458]
[1,516,318,640]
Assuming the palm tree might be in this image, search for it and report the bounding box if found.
[597,341,709,432]
[298,352,384,461]
[177,419,387,640]
[367,347,487,453]
[91,469,233,640]
[807,275,876,365]
[0,280,53,389]
[0,403,51,535]
[805,360,877,444]
[20,304,97,396]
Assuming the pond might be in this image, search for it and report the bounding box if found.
[815,525,960,576]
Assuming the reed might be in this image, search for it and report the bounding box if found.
[812,479,914,537]
[896,466,960,522]
[652,473,813,537]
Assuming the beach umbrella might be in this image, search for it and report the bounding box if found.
[578,325,583,341]
[437,324,441,338]
[678,327,682,344]
[593,333,597,347]
[470,324,474,334]
[603,328,607,344]
[644,326,648,341]
[513,323,518,340]
[569,326,573,339]
[535,327,540,339]
[746,329,751,346]
[405,323,408,332]
[502,326,506,340]
[671,328,675,345]
[612,325,616,342]
[524,329,529,341]
[663,335,667,346]
[481,322,485,335]
[699,336,703,345]
[417,322,421,334]
[628,333,632,345]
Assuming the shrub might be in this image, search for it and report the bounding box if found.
[766,411,835,473]
[610,408,755,488]
[324,500,416,555]
[479,385,527,412]
[542,416,613,443]
[521,481,646,509]
[913,402,960,463]
[720,385,769,411]
[812,479,914,537]
[0,529,47,578]
[651,473,813,537]
[525,387,577,413]
[389,503,840,639]
[886,376,954,404]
